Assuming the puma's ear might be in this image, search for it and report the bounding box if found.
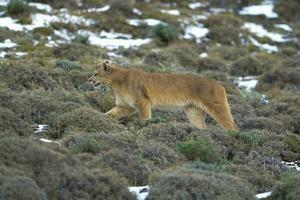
[103,61,112,74]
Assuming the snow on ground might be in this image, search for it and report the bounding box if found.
[86,5,110,13]
[0,0,8,6]
[34,124,48,133]
[128,186,149,200]
[133,8,142,15]
[183,24,209,43]
[281,161,300,171]
[0,51,7,58]
[243,22,291,43]
[28,2,53,12]
[160,9,180,16]
[255,191,272,199]
[234,76,258,91]
[200,52,208,58]
[188,2,209,9]
[249,37,278,53]
[0,39,17,48]
[239,1,278,18]
[78,30,151,50]
[0,11,95,31]
[127,19,164,26]
[99,30,132,39]
[275,24,293,32]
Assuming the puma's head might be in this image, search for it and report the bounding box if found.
[89,61,113,86]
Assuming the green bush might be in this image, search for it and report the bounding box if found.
[196,57,228,72]
[7,0,30,16]
[56,59,83,71]
[204,13,243,45]
[50,107,124,138]
[275,0,300,21]
[109,0,134,16]
[177,139,221,163]
[147,169,254,200]
[68,137,102,154]
[149,24,178,44]
[284,134,300,153]
[27,0,78,8]
[270,173,300,200]
[0,137,134,200]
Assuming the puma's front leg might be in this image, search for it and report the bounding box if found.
[136,99,152,121]
[105,106,135,119]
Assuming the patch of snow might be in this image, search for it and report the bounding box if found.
[86,5,110,13]
[192,15,208,20]
[128,186,149,200]
[281,161,300,171]
[234,76,258,91]
[255,191,272,199]
[78,30,151,50]
[249,37,278,53]
[34,124,48,133]
[239,3,278,18]
[160,9,180,16]
[40,138,53,143]
[188,2,209,9]
[243,22,290,43]
[127,19,164,26]
[0,0,8,6]
[200,52,208,58]
[275,24,293,32]
[28,2,53,12]
[107,52,122,58]
[54,29,73,41]
[0,51,7,58]
[210,8,231,14]
[133,8,142,15]
[0,39,17,48]
[183,24,209,43]
[99,30,132,39]
[15,52,27,57]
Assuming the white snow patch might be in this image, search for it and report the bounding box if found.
[0,51,7,58]
[275,24,293,32]
[28,2,53,12]
[127,19,164,26]
[133,8,142,15]
[107,52,122,58]
[86,5,110,13]
[255,191,272,199]
[160,9,180,16]
[128,186,149,200]
[249,37,278,53]
[40,138,53,143]
[0,0,8,6]
[239,3,278,18]
[282,161,300,171]
[15,52,27,57]
[188,2,209,9]
[34,124,48,133]
[234,76,258,91]
[0,12,95,31]
[0,39,17,48]
[78,30,151,50]
[99,30,132,39]
[183,24,209,43]
[243,22,290,43]
[210,8,231,14]
[200,52,208,58]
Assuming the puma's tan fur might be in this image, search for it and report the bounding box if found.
[89,61,238,131]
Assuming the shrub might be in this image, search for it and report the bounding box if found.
[230,56,261,76]
[33,27,54,36]
[68,137,102,154]
[90,149,150,185]
[109,0,134,16]
[149,24,178,44]
[284,134,300,153]
[55,59,82,71]
[147,169,254,200]
[0,107,32,136]
[143,50,180,69]
[177,139,221,163]
[214,46,248,61]
[27,0,77,8]
[196,57,228,72]
[274,0,300,21]
[0,137,134,199]
[85,91,115,113]
[270,173,300,200]
[50,107,124,138]
[204,13,243,45]
[7,0,30,16]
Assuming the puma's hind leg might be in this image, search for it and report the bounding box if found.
[106,106,135,119]
[184,105,207,129]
